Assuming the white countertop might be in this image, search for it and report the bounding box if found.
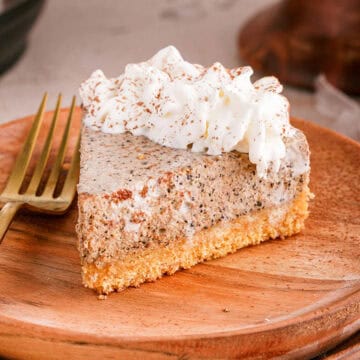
[0,0,358,141]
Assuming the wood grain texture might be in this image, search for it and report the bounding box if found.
[0,109,359,360]
[316,331,360,359]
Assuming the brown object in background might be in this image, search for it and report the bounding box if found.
[0,110,359,359]
[238,0,360,95]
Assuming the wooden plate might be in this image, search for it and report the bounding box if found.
[0,109,359,359]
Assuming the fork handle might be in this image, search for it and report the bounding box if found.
[0,202,23,245]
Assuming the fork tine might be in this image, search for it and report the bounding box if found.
[59,132,80,203]
[2,93,47,195]
[26,94,62,195]
[43,96,76,197]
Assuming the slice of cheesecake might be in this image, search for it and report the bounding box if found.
[76,46,312,295]
[76,126,310,294]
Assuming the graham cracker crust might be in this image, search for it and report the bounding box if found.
[81,186,311,294]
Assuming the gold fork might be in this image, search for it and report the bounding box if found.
[0,94,80,244]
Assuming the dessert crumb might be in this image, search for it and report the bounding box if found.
[98,294,107,300]
[137,153,145,160]
[222,308,230,313]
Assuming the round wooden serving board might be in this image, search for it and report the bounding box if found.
[0,109,359,360]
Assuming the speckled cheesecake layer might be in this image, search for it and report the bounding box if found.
[77,126,310,269]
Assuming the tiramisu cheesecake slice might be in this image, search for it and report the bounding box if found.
[77,46,311,295]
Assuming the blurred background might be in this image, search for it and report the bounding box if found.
[0,0,359,140]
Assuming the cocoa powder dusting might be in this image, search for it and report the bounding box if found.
[140,185,149,198]
[104,189,132,203]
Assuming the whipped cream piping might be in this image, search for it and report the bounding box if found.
[80,46,297,177]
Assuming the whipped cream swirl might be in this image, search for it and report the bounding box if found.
[80,46,296,176]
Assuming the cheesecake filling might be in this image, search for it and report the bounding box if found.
[80,46,306,177]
